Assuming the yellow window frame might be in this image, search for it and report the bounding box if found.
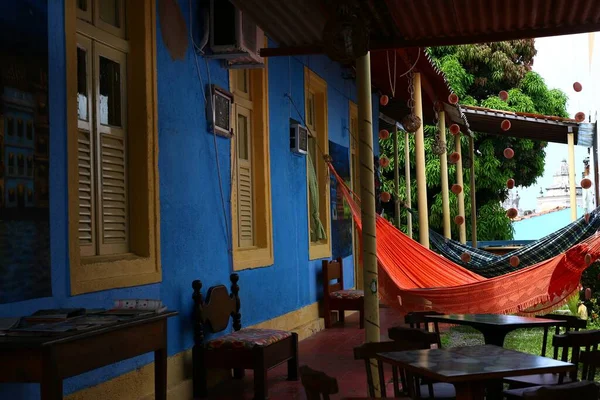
[66,0,161,294]
[229,54,274,270]
[305,68,331,260]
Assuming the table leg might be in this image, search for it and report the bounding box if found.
[454,381,486,400]
[481,329,509,347]
[155,347,167,400]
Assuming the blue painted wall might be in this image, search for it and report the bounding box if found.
[513,207,586,240]
[0,0,379,397]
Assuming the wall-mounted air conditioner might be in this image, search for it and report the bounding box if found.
[290,123,308,155]
[209,0,265,69]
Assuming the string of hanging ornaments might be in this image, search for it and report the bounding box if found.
[401,72,421,133]
[321,1,369,64]
[432,102,447,156]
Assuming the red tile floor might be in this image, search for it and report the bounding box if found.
[208,307,405,399]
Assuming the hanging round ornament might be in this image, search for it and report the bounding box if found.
[379,129,390,140]
[501,119,512,131]
[434,101,444,112]
[573,82,583,92]
[506,208,518,219]
[507,179,515,189]
[379,156,390,168]
[499,90,509,101]
[585,213,591,223]
[586,288,592,300]
[401,114,421,133]
[503,148,515,159]
[380,192,391,203]
[575,112,586,123]
[449,152,461,164]
[449,124,461,136]
[586,254,593,266]
[510,256,520,267]
[461,252,471,263]
[582,178,592,189]
[432,133,447,156]
[454,215,465,225]
[448,93,459,105]
[451,184,463,195]
[380,95,389,106]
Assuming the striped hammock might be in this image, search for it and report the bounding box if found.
[429,207,600,278]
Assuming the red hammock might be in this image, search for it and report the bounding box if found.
[331,164,600,315]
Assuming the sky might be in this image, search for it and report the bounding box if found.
[514,32,598,212]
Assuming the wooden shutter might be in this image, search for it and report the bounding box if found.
[77,35,96,257]
[236,105,254,248]
[95,42,129,255]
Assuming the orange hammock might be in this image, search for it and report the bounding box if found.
[330,164,600,315]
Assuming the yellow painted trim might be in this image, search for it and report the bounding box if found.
[67,303,324,399]
[305,68,331,261]
[67,0,161,295]
[230,38,274,270]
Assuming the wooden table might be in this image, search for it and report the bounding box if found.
[425,314,566,348]
[377,344,575,400]
[0,311,178,400]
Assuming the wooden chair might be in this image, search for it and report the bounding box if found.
[400,311,445,348]
[323,257,364,329]
[504,329,600,395]
[300,365,339,400]
[505,380,600,399]
[356,328,454,399]
[192,274,299,400]
[536,313,587,357]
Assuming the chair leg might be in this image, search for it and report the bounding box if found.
[338,309,345,324]
[287,333,299,381]
[192,346,208,398]
[233,368,245,379]
[253,350,268,400]
[324,304,332,328]
[359,308,364,329]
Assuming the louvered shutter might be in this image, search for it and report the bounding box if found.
[95,42,129,255]
[236,105,254,248]
[77,35,96,257]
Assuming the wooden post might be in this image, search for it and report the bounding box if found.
[405,131,413,239]
[594,128,600,207]
[413,73,429,247]
[356,51,380,394]
[568,127,577,221]
[439,111,451,238]
[469,136,477,248]
[455,134,466,243]
[394,126,401,229]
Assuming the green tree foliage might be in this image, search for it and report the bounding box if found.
[380,40,569,241]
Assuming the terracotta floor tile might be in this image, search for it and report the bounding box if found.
[206,308,404,399]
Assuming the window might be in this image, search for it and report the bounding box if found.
[67,0,160,294]
[230,62,273,270]
[304,68,331,260]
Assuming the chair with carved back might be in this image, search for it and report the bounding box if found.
[192,274,299,400]
[300,365,339,400]
[396,311,445,348]
[504,329,600,397]
[323,257,364,329]
[536,313,587,357]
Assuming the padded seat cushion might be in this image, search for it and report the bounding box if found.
[418,382,456,399]
[330,289,364,300]
[504,373,574,388]
[206,328,292,349]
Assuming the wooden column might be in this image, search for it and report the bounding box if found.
[394,126,401,229]
[405,131,413,239]
[455,134,466,243]
[568,128,577,221]
[469,136,477,248]
[356,53,380,392]
[594,129,600,207]
[414,73,429,247]
[439,111,451,238]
